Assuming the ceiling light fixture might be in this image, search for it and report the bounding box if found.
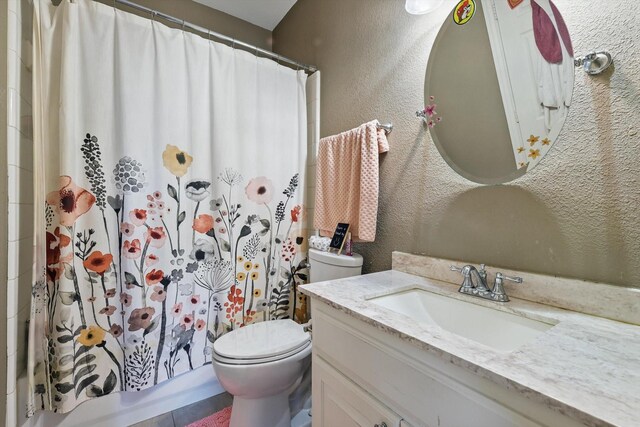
[405,0,444,14]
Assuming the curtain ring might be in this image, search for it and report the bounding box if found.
[182,20,186,31]
[150,10,156,22]
[232,39,236,49]
[207,30,211,41]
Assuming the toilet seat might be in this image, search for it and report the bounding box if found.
[213,319,311,365]
[213,340,311,365]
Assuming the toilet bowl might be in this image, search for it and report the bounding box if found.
[212,319,312,427]
[212,250,363,426]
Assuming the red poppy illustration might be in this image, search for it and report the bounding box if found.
[46,176,96,227]
[150,286,167,302]
[193,214,214,234]
[128,307,156,331]
[291,205,303,222]
[120,222,135,236]
[145,269,164,286]
[83,251,113,275]
[123,239,142,259]
[171,303,183,317]
[180,314,194,327]
[130,209,148,226]
[144,227,167,248]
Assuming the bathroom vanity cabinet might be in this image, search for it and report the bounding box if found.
[311,301,584,427]
[314,356,407,427]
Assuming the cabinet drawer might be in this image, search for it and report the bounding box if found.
[313,355,403,427]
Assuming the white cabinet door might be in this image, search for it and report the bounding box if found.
[313,355,402,427]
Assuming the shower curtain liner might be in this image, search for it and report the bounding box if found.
[29,0,308,414]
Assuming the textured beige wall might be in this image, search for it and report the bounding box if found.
[274,0,640,288]
[94,0,273,50]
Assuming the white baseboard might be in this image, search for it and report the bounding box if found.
[18,366,224,427]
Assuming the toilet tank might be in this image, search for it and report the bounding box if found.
[308,248,363,283]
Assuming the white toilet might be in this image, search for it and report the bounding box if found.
[212,248,363,427]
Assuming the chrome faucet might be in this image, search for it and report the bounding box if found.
[450,264,523,302]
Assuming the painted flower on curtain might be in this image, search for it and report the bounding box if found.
[33,133,308,414]
[46,176,96,226]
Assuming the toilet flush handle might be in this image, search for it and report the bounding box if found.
[302,319,312,334]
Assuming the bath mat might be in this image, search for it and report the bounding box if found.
[186,406,232,427]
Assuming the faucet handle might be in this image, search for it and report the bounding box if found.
[450,265,464,273]
[500,273,523,284]
[451,265,476,293]
[491,272,523,302]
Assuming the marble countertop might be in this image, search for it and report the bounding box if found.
[300,270,640,427]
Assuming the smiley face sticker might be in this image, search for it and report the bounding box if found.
[453,0,476,25]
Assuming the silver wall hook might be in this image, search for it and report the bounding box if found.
[575,51,613,75]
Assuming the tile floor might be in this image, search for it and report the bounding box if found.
[130,392,233,427]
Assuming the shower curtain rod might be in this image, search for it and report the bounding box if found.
[97,0,318,73]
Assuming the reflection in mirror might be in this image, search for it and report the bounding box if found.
[425,0,574,184]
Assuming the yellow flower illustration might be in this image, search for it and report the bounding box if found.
[527,135,539,146]
[518,162,527,168]
[517,146,525,153]
[162,145,193,177]
[528,149,541,160]
[253,288,262,297]
[250,271,259,281]
[236,272,246,281]
[541,138,551,146]
[237,256,244,262]
[77,325,106,347]
[244,261,253,271]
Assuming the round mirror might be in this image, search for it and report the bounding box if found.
[425,0,574,184]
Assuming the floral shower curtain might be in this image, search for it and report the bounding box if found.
[29,0,308,414]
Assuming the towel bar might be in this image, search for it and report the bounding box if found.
[377,123,393,135]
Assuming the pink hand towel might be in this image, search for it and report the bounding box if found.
[313,121,389,242]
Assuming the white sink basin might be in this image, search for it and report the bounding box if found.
[368,289,554,352]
